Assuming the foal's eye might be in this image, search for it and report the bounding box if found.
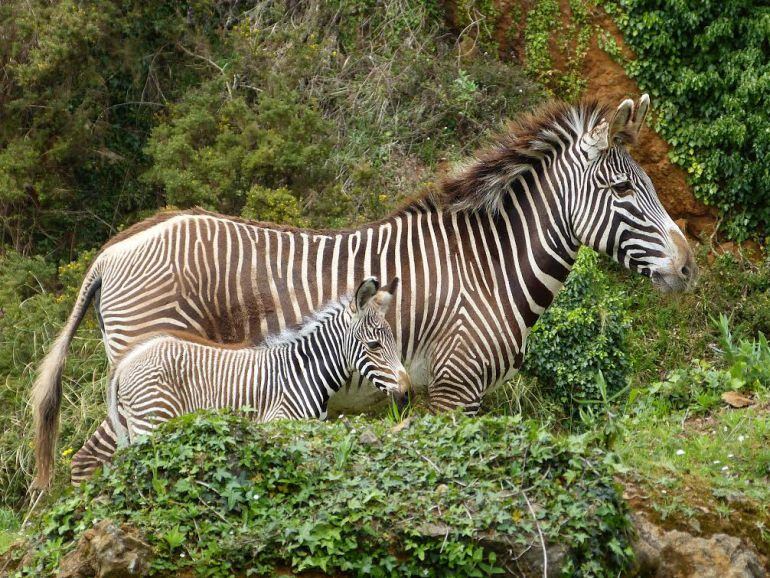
[611,180,635,197]
[366,340,382,350]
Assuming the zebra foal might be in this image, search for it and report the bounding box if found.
[71,277,408,483]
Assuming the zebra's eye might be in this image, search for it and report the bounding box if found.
[366,340,382,350]
[611,180,635,198]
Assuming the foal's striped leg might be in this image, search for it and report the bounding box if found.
[70,419,118,484]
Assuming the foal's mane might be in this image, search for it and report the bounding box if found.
[263,296,350,347]
[100,99,632,250]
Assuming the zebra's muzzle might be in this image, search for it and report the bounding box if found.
[651,267,697,293]
[393,370,413,409]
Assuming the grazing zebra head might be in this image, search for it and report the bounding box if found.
[575,95,696,292]
[348,277,411,402]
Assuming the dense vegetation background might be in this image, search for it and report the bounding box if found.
[1,0,769,575]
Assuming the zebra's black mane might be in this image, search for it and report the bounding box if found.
[436,99,630,214]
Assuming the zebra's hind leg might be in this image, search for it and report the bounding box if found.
[70,419,118,485]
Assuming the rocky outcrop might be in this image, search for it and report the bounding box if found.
[56,520,152,578]
[631,513,767,578]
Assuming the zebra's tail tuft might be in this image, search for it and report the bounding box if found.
[31,266,102,489]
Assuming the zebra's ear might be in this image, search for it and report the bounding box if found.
[582,98,636,159]
[385,277,400,295]
[355,277,380,311]
[630,93,650,137]
[607,98,635,145]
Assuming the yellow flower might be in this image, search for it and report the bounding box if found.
[61,447,74,457]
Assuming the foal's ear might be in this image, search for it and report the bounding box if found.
[355,277,380,311]
[385,277,400,295]
[372,277,399,314]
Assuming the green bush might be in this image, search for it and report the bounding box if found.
[523,248,631,409]
[18,412,634,577]
[608,0,770,240]
[142,82,334,221]
[1,0,540,255]
[241,185,308,226]
[0,0,232,254]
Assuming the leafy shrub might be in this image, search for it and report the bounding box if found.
[142,82,334,222]
[241,185,308,226]
[608,0,770,240]
[1,0,540,255]
[523,248,631,409]
[20,412,634,577]
[0,0,233,254]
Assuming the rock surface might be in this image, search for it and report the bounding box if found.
[57,520,152,578]
[631,513,767,578]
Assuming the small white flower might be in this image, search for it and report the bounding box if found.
[738,435,746,443]
[713,460,720,465]
[675,449,685,456]
[252,494,260,500]
[728,454,735,458]
[723,426,728,432]
[721,466,729,472]
[180,553,186,558]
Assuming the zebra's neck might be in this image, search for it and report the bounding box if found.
[262,300,352,399]
[347,171,578,362]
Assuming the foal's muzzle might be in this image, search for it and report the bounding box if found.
[392,370,413,410]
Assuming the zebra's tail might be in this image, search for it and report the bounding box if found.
[32,264,102,489]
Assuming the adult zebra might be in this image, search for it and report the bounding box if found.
[33,95,695,487]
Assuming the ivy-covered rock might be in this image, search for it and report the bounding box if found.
[19,412,634,577]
